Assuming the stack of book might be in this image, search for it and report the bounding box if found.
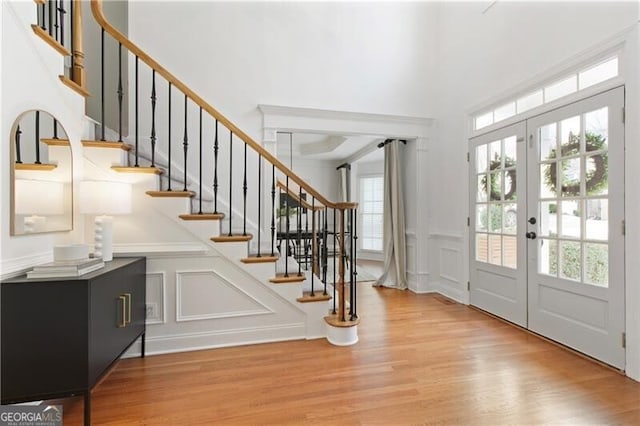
[27,257,105,279]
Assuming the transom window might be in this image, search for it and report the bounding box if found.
[474,56,618,131]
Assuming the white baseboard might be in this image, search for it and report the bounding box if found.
[1,251,53,280]
[407,271,431,294]
[122,323,306,357]
[428,280,468,304]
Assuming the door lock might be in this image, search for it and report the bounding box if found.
[526,231,537,240]
[528,217,537,225]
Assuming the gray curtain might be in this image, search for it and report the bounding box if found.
[374,141,407,289]
[338,166,350,202]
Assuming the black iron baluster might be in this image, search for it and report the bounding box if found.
[183,95,188,191]
[309,198,315,296]
[133,56,139,165]
[297,185,303,277]
[53,118,58,139]
[213,120,219,213]
[310,198,315,293]
[100,28,105,141]
[48,0,53,37]
[332,208,337,314]
[349,208,354,318]
[242,143,247,236]
[352,208,358,320]
[270,164,275,257]
[284,176,290,277]
[257,154,262,257]
[150,70,157,167]
[198,107,203,214]
[15,126,22,164]
[54,0,59,41]
[167,82,172,191]
[323,206,328,295]
[305,195,309,271]
[35,111,41,164]
[58,1,65,47]
[340,209,346,322]
[40,3,46,31]
[228,131,233,236]
[117,43,123,142]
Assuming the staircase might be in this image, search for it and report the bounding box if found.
[15,0,361,348]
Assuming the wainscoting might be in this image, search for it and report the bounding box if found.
[426,232,468,303]
[123,250,307,357]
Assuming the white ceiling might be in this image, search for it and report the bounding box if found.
[276,132,384,163]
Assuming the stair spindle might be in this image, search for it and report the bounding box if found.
[284,177,290,277]
[34,111,41,164]
[15,126,22,164]
[257,154,262,257]
[198,107,203,214]
[183,94,188,191]
[349,208,354,318]
[48,1,53,37]
[150,69,157,167]
[213,120,219,213]
[270,164,276,257]
[117,43,123,142]
[54,0,59,41]
[311,198,316,292]
[309,198,314,296]
[100,28,106,141]
[53,118,58,139]
[58,1,65,47]
[339,209,346,322]
[242,143,247,236]
[323,206,328,295]
[352,208,358,320]
[167,82,172,191]
[305,195,309,271]
[69,0,73,80]
[332,208,337,314]
[297,185,303,277]
[40,3,46,31]
[228,131,233,236]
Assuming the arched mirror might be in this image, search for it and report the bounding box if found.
[10,111,73,235]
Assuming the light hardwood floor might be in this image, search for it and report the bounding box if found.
[58,279,639,425]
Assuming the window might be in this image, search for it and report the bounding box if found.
[359,176,384,251]
[474,56,619,131]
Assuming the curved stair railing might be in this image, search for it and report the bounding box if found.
[85,0,359,326]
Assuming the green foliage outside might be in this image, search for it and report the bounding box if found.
[548,241,608,286]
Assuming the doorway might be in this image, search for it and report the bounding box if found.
[469,87,625,369]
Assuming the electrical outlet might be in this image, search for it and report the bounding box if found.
[145,303,157,319]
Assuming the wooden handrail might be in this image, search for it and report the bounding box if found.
[276,179,324,211]
[90,0,356,211]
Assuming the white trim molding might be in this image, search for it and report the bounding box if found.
[258,104,434,139]
[175,269,274,322]
[145,271,166,325]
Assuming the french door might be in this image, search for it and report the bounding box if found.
[470,87,625,369]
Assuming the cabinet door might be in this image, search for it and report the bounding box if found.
[89,260,144,384]
[1,281,88,401]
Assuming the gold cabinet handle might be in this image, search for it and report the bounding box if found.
[118,295,127,328]
[124,293,132,324]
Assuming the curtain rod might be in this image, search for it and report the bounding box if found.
[377,138,407,149]
[336,163,351,170]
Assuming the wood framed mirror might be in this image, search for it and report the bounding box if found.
[10,110,73,235]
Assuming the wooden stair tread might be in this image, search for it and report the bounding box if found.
[146,190,195,198]
[32,25,71,57]
[269,274,306,284]
[324,313,360,327]
[15,163,57,171]
[179,213,224,221]
[59,75,90,97]
[112,166,163,175]
[211,234,253,243]
[82,140,132,151]
[297,293,332,303]
[240,255,279,264]
[41,138,70,146]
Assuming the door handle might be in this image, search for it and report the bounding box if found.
[526,231,537,240]
[528,217,537,225]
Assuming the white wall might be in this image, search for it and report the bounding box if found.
[1,1,86,277]
[428,1,640,379]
